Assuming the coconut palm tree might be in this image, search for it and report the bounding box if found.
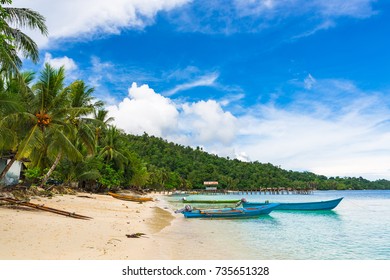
[30,64,93,187]
[0,0,48,75]
[0,64,101,187]
[48,81,103,188]
[93,108,114,146]
[0,72,34,181]
[99,126,128,170]
[0,64,80,186]
[66,80,98,155]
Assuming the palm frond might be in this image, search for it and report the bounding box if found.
[0,126,17,150]
[94,109,114,124]
[48,127,82,162]
[17,124,43,160]
[78,121,95,154]
[2,25,39,62]
[0,41,22,74]
[69,80,95,107]
[0,92,22,114]
[33,64,66,112]
[4,7,48,35]
[66,107,94,118]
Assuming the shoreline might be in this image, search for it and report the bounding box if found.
[0,191,239,260]
[2,190,388,260]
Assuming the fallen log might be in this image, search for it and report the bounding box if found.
[0,197,92,220]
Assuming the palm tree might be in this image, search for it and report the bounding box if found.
[67,80,97,155]
[93,108,114,146]
[31,64,91,187]
[0,64,80,186]
[0,0,48,75]
[0,72,34,181]
[48,81,103,188]
[99,126,128,170]
[0,64,101,187]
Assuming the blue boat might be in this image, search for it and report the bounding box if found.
[176,203,280,218]
[242,197,343,211]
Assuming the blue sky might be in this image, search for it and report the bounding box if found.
[13,0,390,180]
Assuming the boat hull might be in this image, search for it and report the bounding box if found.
[242,197,343,211]
[108,192,153,202]
[182,203,280,218]
[181,200,240,204]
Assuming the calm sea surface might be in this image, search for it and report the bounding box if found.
[163,190,390,259]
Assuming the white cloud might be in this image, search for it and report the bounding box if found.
[315,0,376,18]
[231,78,390,180]
[169,0,376,35]
[107,79,390,180]
[180,100,238,145]
[107,82,179,137]
[12,0,190,47]
[219,93,245,106]
[107,83,238,145]
[234,102,390,180]
[292,20,336,39]
[10,0,376,47]
[163,73,219,96]
[235,151,250,162]
[43,53,77,72]
[233,0,375,18]
[87,56,113,89]
[303,74,316,90]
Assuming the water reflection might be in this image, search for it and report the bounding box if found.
[274,209,341,220]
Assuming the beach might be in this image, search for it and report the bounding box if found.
[0,192,241,260]
[2,190,389,260]
[0,192,177,260]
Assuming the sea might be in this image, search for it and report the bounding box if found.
[161,190,390,260]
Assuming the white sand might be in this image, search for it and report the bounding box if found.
[0,193,174,260]
[0,192,247,260]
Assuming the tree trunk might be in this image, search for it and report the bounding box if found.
[0,155,16,183]
[40,152,62,188]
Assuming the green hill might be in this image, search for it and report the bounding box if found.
[125,133,390,191]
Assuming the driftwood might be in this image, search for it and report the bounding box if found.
[77,195,95,199]
[0,197,92,220]
[126,233,146,238]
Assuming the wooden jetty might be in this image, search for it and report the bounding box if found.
[152,187,314,196]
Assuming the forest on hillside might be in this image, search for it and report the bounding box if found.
[124,134,390,191]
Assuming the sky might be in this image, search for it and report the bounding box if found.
[11,0,390,180]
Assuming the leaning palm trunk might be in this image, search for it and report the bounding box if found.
[0,155,16,183]
[40,151,62,188]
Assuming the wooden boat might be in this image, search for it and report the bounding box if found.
[242,197,343,211]
[108,192,153,202]
[177,203,280,218]
[169,191,189,197]
[180,199,240,204]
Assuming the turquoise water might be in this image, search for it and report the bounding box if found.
[165,190,390,259]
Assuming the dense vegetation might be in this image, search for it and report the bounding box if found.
[124,134,390,191]
[1,1,389,193]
